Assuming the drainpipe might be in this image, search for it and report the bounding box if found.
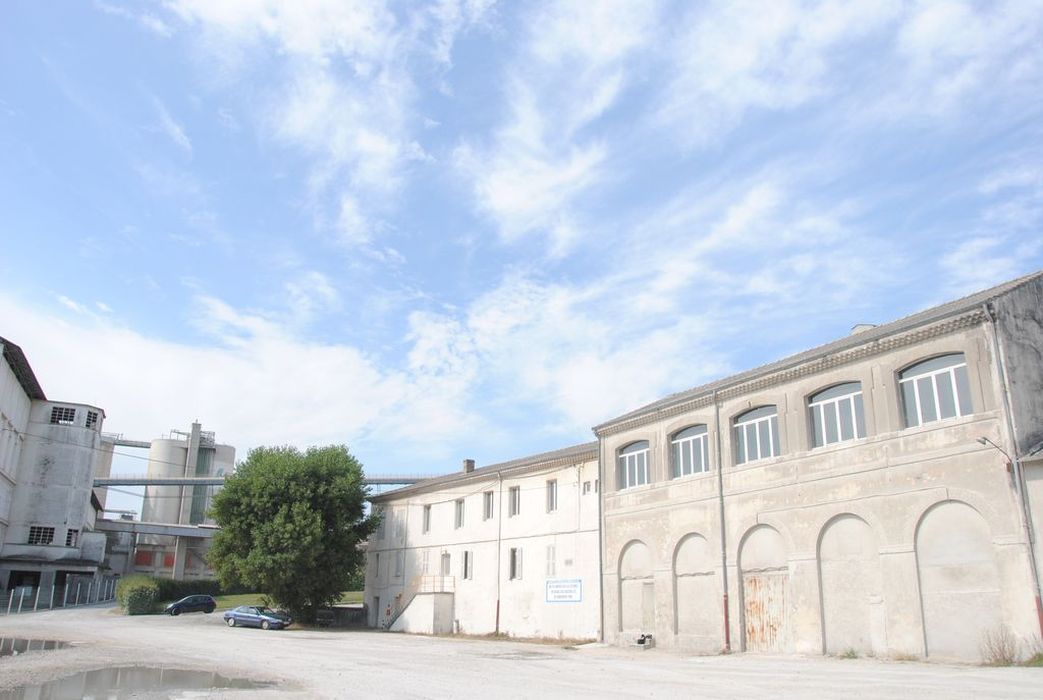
[596,437,606,643]
[494,470,503,635]
[982,302,1043,638]
[714,390,731,652]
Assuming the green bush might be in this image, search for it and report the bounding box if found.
[116,575,160,615]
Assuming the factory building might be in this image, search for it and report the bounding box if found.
[365,444,600,639]
[368,271,1043,662]
[0,337,117,596]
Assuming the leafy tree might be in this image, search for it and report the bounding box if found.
[207,444,377,622]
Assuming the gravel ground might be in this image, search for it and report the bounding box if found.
[1,604,1041,699]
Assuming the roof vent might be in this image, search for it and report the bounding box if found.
[851,323,877,335]
[463,459,475,473]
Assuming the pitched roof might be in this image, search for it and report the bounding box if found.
[594,269,1043,434]
[0,336,46,401]
[370,441,598,502]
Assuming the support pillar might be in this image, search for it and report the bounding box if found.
[173,536,188,581]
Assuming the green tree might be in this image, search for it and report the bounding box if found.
[207,444,377,622]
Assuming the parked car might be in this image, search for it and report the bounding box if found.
[165,595,217,616]
[222,605,293,630]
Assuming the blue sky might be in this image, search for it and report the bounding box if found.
[2,1,1042,513]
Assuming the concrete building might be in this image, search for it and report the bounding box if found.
[0,337,117,596]
[595,271,1043,661]
[365,444,601,639]
[130,422,233,580]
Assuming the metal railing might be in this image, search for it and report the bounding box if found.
[0,577,118,615]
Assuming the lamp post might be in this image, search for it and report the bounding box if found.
[978,435,1043,637]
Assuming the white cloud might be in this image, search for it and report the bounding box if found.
[95,1,173,37]
[455,1,659,255]
[153,97,192,154]
[284,271,341,322]
[0,291,483,465]
[167,0,492,250]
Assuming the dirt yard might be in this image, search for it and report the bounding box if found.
[1,604,1040,698]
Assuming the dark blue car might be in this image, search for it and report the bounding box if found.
[222,605,292,630]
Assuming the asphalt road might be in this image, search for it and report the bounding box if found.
[1,605,1041,698]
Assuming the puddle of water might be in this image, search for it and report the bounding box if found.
[0,639,69,657]
[0,667,274,699]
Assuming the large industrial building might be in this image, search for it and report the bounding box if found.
[0,337,117,597]
[365,271,1043,662]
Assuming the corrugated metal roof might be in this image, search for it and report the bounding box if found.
[370,440,598,501]
[594,269,1043,434]
[0,336,46,401]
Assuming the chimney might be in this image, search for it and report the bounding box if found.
[463,459,475,473]
[851,323,877,335]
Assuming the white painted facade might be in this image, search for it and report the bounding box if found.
[595,272,1043,662]
[365,445,601,640]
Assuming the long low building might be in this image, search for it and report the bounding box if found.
[365,444,601,639]
[366,270,1043,662]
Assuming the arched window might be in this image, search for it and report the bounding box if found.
[671,425,709,478]
[618,441,650,489]
[808,382,865,447]
[733,406,779,465]
[899,354,972,428]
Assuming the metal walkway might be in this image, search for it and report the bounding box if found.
[94,474,425,487]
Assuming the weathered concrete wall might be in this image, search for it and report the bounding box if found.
[389,592,454,634]
[993,276,1043,455]
[600,316,1039,661]
[0,352,32,553]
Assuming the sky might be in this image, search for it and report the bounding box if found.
[2,1,1042,515]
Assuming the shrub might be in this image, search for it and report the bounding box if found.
[980,626,1020,666]
[839,648,859,659]
[116,575,160,615]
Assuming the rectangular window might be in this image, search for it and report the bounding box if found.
[85,411,99,429]
[375,508,386,539]
[546,544,556,577]
[28,526,54,545]
[49,406,76,425]
[440,552,451,577]
[483,491,494,520]
[454,499,465,529]
[508,486,520,517]
[65,529,79,547]
[582,480,591,495]
[422,504,431,533]
[421,549,430,574]
[546,479,558,513]
[509,547,523,580]
[462,550,473,580]
[374,552,381,578]
[394,550,403,578]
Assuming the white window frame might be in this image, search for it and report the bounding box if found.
[809,382,866,447]
[65,529,79,547]
[421,549,430,574]
[617,441,650,489]
[440,552,451,577]
[394,550,403,578]
[546,544,556,577]
[422,504,431,534]
[462,550,473,580]
[671,425,710,478]
[454,499,465,529]
[546,479,558,513]
[483,491,494,520]
[733,406,780,465]
[85,411,98,429]
[899,354,973,428]
[508,486,520,517]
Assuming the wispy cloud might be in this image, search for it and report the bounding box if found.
[152,97,192,154]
